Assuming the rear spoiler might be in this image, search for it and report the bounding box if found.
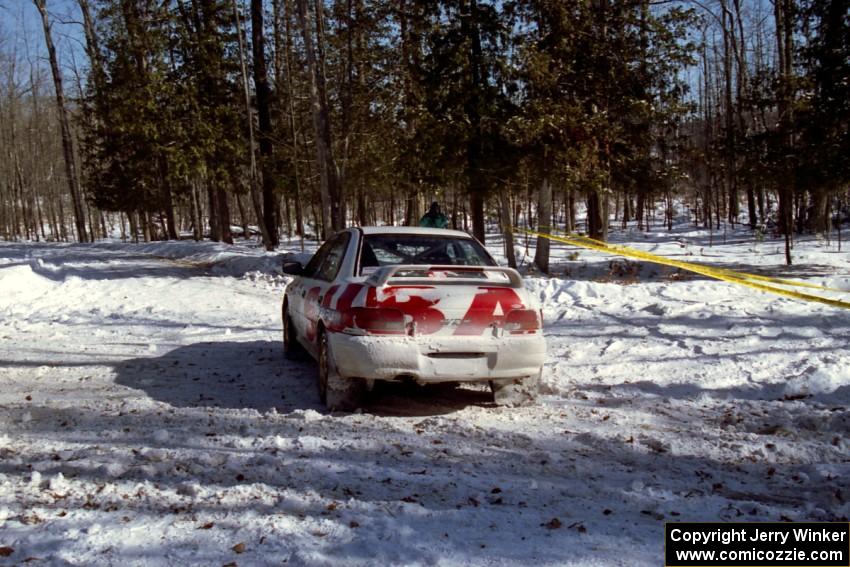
[364,265,524,288]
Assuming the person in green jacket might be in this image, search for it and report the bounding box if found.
[419,202,449,228]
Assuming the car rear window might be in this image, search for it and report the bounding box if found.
[360,234,496,274]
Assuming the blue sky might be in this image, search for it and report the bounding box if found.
[1,0,87,83]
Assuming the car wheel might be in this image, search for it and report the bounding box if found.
[283,304,304,360]
[491,367,541,407]
[318,329,365,412]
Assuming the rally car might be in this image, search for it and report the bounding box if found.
[281,227,546,410]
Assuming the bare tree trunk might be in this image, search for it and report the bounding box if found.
[277,0,304,238]
[720,0,738,225]
[159,161,179,240]
[190,179,202,241]
[774,0,794,265]
[357,183,367,226]
[78,0,106,91]
[534,169,552,273]
[729,0,758,230]
[252,0,279,246]
[701,29,714,232]
[635,192,645,231]
[34,0,88,243]
[208,184,221,242]
[236,192,250,239]
[462,0,486,243]
[499,186,517,269]
[296,0,344,236]
[218,187,233,244]
[621,191,631,226]
[233,0,273,249]
[99,210,108,239]
[34,195,45,241]
[404,191,419,226]
[142,211,152,242]
[451,186,459,229]
[119,211,127,242]
[128,211,139,243]
[56,186,67,240]
[587,189,609,241]
[282,195,292,237]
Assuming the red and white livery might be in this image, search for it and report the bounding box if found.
[282,227,545,410]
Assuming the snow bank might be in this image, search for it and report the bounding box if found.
[92,240,294,278]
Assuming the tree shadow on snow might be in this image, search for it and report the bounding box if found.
[113,340,491,416]
[5,400,848,566]
[113,340,317,412]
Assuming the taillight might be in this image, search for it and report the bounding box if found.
[504,309,540,334]
[350,307,405,335]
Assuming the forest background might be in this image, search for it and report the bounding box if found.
[0,0,847,270]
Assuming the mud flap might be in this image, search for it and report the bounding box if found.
[283,308,306,361]
[326,374,367,412]
[322,335,366,412]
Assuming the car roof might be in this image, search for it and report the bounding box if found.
[357,226,474,239]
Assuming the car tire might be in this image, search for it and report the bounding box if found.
[491,367,541,407]
[318,329,365,412]
[283,303,305,360]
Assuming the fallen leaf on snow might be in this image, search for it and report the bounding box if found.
[542,518,562,530]
[568,522,587,533]
[0,547,14,557]
[21,514,42,525]
[232,542,246,554]
[198,522,214,530]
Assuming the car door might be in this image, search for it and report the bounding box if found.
[288,241,332,346]
[294,232,351,352]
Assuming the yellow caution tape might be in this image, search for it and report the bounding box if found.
[516,228,850,310]
[565,232,847,293]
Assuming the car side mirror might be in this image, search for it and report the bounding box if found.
[282,261,304,276]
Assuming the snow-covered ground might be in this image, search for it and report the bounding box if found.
[1,224,849,566]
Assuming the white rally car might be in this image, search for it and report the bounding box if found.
[281,227,545,410]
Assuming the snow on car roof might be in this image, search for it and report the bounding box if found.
[358,226,474,238]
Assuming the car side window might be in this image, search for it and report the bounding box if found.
[316,233,351,281]
[303,241,333,279]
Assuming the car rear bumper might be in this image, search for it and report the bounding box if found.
[328,332,546,384]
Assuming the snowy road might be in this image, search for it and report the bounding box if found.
[1,237,849,566]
